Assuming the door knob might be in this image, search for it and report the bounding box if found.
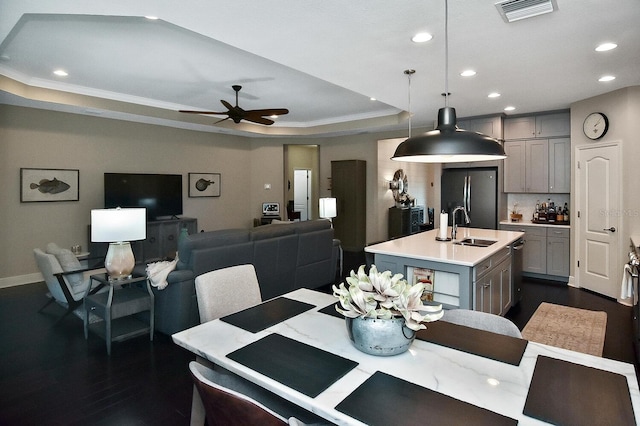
[603,227,616,232]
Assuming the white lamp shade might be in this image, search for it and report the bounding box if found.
[91,208,147,242]
[319,198,337,219]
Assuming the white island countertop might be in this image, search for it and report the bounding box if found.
[365,227,524,267]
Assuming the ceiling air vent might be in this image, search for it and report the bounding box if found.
[495,0,558,23]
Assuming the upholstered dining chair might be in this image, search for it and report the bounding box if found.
[441,309,523,338]
[194,264,262,323]
[189,361,325,426]
[33,243,102,323]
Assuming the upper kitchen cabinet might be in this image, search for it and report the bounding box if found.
[548,138,570,193]
[457,115,503,140]
[504,112,570,140]
[503,139,549,193]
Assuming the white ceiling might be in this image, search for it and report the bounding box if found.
[1,0,639,137]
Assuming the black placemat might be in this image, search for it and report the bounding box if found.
[336,371,517,426]
[416,320,528,366]
[226,333,358,398]
[523,355,636,425]
[319,302,344,319]
[220,297,315,333]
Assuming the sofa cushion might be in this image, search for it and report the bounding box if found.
[178,229,250,270]
[249,224,296,241]
[289,219,331,234]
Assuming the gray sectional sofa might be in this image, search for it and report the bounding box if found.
[150,219,341,335]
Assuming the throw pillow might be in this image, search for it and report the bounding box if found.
[46,243,84,290]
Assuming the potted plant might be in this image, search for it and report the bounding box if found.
[333,265,443,356]
[510,202,522,222]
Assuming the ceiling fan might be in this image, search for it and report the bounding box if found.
[179,85,289,125]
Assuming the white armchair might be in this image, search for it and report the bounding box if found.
[33,243,102,323]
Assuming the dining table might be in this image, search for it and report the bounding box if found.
[172,288,640,425]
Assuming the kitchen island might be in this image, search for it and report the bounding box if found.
[365,227,524,314]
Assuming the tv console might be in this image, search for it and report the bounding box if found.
[89,217,197,264]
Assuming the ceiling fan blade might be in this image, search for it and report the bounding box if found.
[220,99,235,111]
[245,108,289,117]
[212,117,230,125]
[244,116,275,125]
[179,110,229,115]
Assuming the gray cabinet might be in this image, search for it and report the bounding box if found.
[473,245,511,315]
[143,218,197,261]
[457,115,503,140]
[504,112,570,140]
[88,217,197,264]
[500,224,570,279]
[388,206,424,239]
[548,138,571,193]
[503,140,548,193]
[547,228,570,277]
[331,160,366,251]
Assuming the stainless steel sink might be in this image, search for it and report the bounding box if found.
[453,238,497,248]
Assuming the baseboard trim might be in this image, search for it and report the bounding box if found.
[0,273,43,289]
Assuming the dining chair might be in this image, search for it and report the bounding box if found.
[442,309,523,338]
[190,361,287,425]
[189,361,326,426]
[194,264,262,323]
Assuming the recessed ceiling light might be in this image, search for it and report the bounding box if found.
[487,378,500,387]
[460,70,476,77]
[53,69,68,77]
[504,106,516,111]
[370,97,377,101]
[599,75,616,82]
[145,16,159,20]
[270,115,279,119]
[595,43,617,52]
[412,32,433,43]
[488,92,501,98]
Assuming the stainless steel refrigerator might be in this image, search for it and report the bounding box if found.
[441,167,498,229]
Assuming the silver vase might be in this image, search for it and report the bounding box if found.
[346,316,416,356]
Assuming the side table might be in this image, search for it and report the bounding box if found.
[84,273,154,355]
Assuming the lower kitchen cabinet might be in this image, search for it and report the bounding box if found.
[473,248,512,316]
[547,228,570,276]
[500,224,570,279]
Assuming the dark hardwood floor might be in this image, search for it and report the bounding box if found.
[1,252,637,425]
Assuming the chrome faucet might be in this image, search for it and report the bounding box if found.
[451,206,470,240]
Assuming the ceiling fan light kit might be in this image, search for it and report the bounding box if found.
[392,0,506,163]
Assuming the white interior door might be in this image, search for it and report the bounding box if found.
[577,143,621,298]
[294,169,311,221]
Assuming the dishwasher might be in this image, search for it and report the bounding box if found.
[511,238,525,304]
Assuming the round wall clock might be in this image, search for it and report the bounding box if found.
[583,112,609,140]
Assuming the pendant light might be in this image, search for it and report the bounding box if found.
[392,0,506,163]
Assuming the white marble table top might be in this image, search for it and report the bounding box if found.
[365,227,524,267]
[173,289,640,425]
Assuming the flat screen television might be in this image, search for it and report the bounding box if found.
[104,173,182,220]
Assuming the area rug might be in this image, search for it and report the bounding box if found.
[521,302,607,357]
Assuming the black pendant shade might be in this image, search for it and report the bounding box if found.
[392,108,507,163]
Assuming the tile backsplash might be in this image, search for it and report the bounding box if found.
[505,193,570,222]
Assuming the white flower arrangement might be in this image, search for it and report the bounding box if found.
[332,265,443,331]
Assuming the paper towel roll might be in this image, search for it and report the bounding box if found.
[439,212,448,240]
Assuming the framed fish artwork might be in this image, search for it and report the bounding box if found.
[20,168,79,202]
[188,173,220,197]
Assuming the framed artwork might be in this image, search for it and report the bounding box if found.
[20,168,79,202]
[189,173,220,197]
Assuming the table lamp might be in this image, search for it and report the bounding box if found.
[319,197,337,226]
[91,207,147,280]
